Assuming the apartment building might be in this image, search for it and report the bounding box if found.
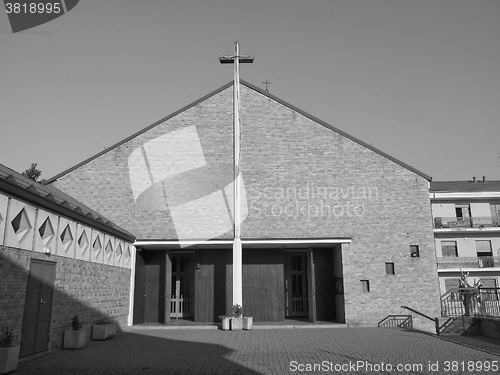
[430,178,500,297]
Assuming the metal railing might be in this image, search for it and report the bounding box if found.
[378,315,413,329]
[401,306,441,334]
[440,287,500,318]
[437,256,498,269]
[434,216,500,229]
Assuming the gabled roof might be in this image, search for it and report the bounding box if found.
[45,80,431,183]
[0,163,135,242]
[430,180,500,193]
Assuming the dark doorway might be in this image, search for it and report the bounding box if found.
[284,252,308,318]
[145,263,161,322]
[170,254,194,319]
[20,259,56,357]
[133,251,166,324]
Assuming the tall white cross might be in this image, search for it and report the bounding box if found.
[219,42,254,308]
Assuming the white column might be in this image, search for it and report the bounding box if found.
[233,41,243,307]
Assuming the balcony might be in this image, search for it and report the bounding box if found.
[441,287,500,318]
[437,256,499,270]
[434,216,500,229]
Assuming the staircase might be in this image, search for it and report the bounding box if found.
[438,316,481,336]
[378,315,413,329]
[379,288,500,335]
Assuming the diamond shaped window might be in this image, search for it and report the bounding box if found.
[105,240,113,254]
[116,244,123,256]
[125,246,131,258]
[60,224,74,251]
[11,208,32,243]
[93,237,102,252]
[78,231,88,248]
[38,217,55,247]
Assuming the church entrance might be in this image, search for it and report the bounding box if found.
[284,252,309,318]
[170,254,194,319]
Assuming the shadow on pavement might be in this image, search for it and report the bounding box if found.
[15,329,263,375]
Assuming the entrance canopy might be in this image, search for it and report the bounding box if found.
[133,238,352,250]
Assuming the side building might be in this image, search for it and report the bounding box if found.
[47,80,441,330]
[430,178,500,298]
[0,164,135,359]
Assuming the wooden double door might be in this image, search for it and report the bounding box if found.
[133,251,194,324]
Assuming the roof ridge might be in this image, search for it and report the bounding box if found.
[46,79,431,183]
[45,81,234,183]
[240,80,431,180]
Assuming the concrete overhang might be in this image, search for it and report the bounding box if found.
[134,238,352,250]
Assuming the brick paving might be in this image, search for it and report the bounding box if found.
[16,327,500,375]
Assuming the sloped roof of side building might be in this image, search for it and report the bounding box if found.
[430,179,500,193]
[0,163,135,242]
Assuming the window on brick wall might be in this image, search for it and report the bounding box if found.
[361,280,370,293]
[490,204,500,226]
[410,245,420,258]
[455,204,471,219]
[483,278,497,288]
[444,278,460,301]
[476,240,493,257]
[385,262,395,275]
[482,279,499,301]
[441,241,458,257]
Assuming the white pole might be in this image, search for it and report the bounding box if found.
[233,41,243,308]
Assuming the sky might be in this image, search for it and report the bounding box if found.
[1,0,499,182]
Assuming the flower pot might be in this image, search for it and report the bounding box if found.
[63,330,85,349]
[231,317,243,331]
[92,324,110,341]
[0,345,20,374]
[108,323,116,338]
[220,317,230,331]
[92,323,115,340]
[243,317,253,330]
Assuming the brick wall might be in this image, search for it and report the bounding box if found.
[0,245,130,351]
[53,83,441,330]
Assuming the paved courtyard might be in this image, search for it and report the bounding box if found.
[16,327,500,375]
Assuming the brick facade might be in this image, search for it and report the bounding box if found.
[0,245,130,351]
[52,82,441,330]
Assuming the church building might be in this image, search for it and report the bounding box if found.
[46,81,441,330]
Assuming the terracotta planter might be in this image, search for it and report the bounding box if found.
[0,345,20,374]
[220,317,230,331]
[63,330,85,349]
[243,317,253,330]
[231,317,243,331]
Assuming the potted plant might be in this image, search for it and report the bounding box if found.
[218,315,231,331]
[92,320,116,341]
[63,315,85,349]
[231,304,243,331]
[0,326,20,374]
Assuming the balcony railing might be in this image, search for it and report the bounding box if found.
[434,216,500,229]
[441,288,500,318]
[437,256,499,269]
